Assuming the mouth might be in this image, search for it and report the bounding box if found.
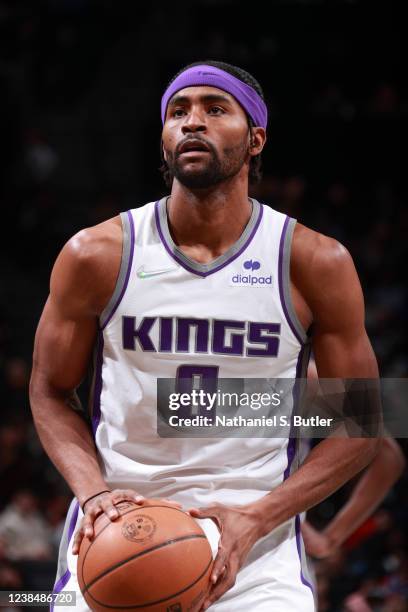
[178,140,211,155]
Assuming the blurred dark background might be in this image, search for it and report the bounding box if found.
[0,1,406,610]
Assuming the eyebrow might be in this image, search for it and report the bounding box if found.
[168,93,233,107]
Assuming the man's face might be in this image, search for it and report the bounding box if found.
[162,86,253,190]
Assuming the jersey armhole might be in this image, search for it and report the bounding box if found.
[99,210,134,329]
[279,216,309,345]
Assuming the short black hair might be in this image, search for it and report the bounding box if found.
[160,60,265,187]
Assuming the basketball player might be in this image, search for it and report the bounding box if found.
[302,441,404,558]
[30,61,381,611]
[301,361,404,587]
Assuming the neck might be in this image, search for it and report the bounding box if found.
[167,174,252,259]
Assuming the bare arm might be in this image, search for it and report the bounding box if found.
[29,219,123,507]
[302,437,405,557]
[30,298,105,506]
[250,229,380,535]
[30,219,182,552]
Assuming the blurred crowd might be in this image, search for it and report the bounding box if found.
[0,0,407,609]
[308,481,408,611]
[0,357,71,593]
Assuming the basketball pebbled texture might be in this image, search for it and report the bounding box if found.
[77,500,213,612]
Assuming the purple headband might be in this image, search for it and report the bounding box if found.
[161,64,268,129]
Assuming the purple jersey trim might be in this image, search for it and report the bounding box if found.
[278,215,305,346]
[51,501,79,611]
[154,200,264,278]
[283,344,304,480]
[91,332,104,437]
[100,209,135,331]
[284,435,296,481]
[283,347,314,596]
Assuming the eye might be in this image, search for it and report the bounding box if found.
[172,108,186,118]
[208,106,225,115]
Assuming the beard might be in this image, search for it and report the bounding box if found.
[164,137,248,190]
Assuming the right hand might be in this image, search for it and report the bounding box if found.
[72,489,182,555]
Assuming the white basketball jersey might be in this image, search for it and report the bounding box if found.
[53,198,316,611]
[90,197,310,507]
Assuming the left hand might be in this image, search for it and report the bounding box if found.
[301,520,334,559]
[188,502,262,611]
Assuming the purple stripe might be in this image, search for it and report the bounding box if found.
[67,503,80,541]
[51,569,70,611]
[283,345,304,480]
[91,332,104,437]
[101,209,135,330]
[51,502,80,611]
[283,437,296,481]
[278,216,305,346]
[155,200,264,278]
[282,347,314,596]
[295,514,315,593]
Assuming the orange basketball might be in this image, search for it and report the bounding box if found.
[77,500,213,612]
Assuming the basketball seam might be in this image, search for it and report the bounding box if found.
[83,548,213,609]
[80,503,196,586]
[83,533,208,591]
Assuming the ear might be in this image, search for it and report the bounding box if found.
[161,139,168,163]
[249,127,266,157]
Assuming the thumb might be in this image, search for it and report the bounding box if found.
[188,506,223,524]
[187,507,206,517]
[188,507,222,520]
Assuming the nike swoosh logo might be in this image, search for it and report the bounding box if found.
[137,265,175,279]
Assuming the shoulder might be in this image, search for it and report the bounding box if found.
[291,222,358,296]
[291,222,364,326]
[50,215,123,317]
[292,222,353,276]
[64,215,122,264]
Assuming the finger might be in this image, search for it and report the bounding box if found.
[100,497,120,521]
[125,490,145,504]
[203,564,238,609]
[72,528,84,555]
[163,498,183,508]
[187,507,201,516]
[188,506,220,520]
[210,545,228,584]
[211,562,227,585]
[111,490,145,505]
[82,508,101,539]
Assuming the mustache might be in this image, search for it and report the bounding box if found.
[175,136,216,159]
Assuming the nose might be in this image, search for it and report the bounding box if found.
[181,106,206,134]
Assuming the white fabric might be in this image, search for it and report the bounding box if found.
[97,202,301,502]
[55,200,315,610]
